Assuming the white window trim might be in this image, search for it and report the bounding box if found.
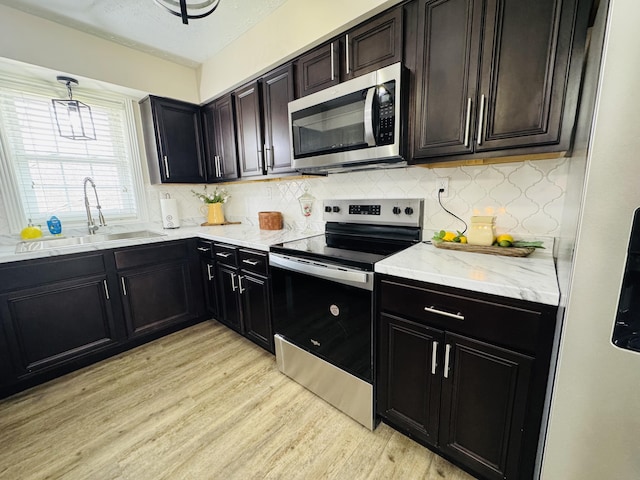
[0,72,148,234]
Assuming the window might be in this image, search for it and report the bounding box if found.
[0,73,146,233]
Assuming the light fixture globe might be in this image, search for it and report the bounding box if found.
[51,76,96,141]
[154,0,221,24]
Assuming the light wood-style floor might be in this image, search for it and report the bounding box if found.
[0,321,477,480]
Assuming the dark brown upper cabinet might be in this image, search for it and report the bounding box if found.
[234,64,296,177]
[140,95,207,184]
[295,6,403,97]
[201,94,239,182]
[412,0,589,162]
[261,64,296,175]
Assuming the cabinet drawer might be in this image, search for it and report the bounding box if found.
[214,243,238,267]
[379,278,542,354]
[196,240,214,258]
[114,241,187,270]
[239,249,268,276]
[0,253,106,292]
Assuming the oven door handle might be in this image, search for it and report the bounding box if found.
[269,253,373,291]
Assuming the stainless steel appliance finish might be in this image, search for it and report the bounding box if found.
[288,62,406,174]
[275,334,374,430]
[270,198,423,430]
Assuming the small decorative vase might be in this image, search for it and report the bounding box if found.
[200,203,225,225]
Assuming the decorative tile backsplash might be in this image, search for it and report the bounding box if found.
[0,158,569,240]
[146,158,569,238]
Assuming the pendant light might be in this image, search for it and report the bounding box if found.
[51,76,96,141]
[154,0,221,25]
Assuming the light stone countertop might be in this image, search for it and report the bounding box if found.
[0,223,323,264]
[1,225,559,306]
[375,241,560,306]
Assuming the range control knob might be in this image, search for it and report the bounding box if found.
[392,206,402,215]
[325,206,332,213]
[405,207,414,215]
[332,206,341,213]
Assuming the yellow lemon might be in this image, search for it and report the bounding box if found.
[496,234,514,244]
[442,231,457,242]
[459,236,467,244]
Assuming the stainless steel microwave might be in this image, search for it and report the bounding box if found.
[288,62,406,174]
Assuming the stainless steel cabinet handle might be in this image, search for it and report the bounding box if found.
[103,280,110,300]
[444,344,452,379]
[431,341,439,375]
[242,259,259,266]
[230,272,237,291]
[424,306,465,321]
[121,277,127,296]
[464,97,472,147]
[217,155,225,176]
[215,155,221,177]
[257,149,264,171]
[238,275,245,294]
[206,264,213,281]
[330,42,335,81]
[216,252,232,258]
[477,94,485,146]
[163,156,170,178]
[197,247,209,252]
[345,34,350,74]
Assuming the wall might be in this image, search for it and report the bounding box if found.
[198,0,402,101]
[0,4,199,103]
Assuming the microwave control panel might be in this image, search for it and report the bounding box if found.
[376,80,396,145]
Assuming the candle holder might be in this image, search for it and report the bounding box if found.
[298,188,315,232]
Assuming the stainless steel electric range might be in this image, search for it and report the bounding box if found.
[269,198,424,429]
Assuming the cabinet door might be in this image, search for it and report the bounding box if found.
[120,261,194,338]
[201,258,218,317]
[240,273,273,353]
[295,41,340,97]
[413,0,482,159]
[347,6,403,80]
[261,64,295,175]
[202,95,239,181]
[378,313,443,446]
[0,276,117,377]
[216,264,243,333]
[439,333,533,480]
[144,96,206,183]
[234,81,265,178]
[476,0,578,151]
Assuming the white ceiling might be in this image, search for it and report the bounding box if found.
[0,0,288,68]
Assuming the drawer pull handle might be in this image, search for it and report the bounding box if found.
[424,306,464,321]
[431,341,438,375]
[444,344,452,379]
[197,247,210,252]
[216,252,232,258]
[242,259,259,266]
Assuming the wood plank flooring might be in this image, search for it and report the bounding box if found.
[0,321,477,480]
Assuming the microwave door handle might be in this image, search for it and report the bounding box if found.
[363,86,376,146]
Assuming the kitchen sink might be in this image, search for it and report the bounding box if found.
[15,230,167,253]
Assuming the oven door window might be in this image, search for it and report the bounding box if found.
[271,266,373,382]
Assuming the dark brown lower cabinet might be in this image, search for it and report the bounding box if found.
[1,275,118,378]
[216,263,243,333]
[377,275,556,480]
[240,271,273,353]
[115,240,200,339]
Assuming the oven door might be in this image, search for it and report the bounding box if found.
[269,253,374,382]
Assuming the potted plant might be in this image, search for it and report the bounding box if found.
[192,186,230,225]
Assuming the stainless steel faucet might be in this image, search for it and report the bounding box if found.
[83,176,106,235]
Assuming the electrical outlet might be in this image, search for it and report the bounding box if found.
[436,177,449,197]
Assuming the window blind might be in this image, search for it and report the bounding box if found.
[0,76,140,229]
